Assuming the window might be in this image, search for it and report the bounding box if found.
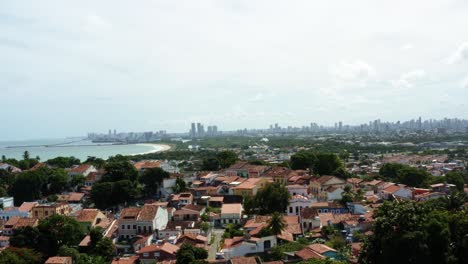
[127,225,130,229]
[143,253,149,257]
[133,225,136,229]
[289,207,293,213]
[154,252,160,257]
[45,211,49,216]
[122,225,125,229]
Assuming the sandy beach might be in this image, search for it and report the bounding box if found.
[132,143,172,155]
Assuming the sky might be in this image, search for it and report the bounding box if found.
[1,0,468,140]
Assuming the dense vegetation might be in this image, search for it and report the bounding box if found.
[2,214,113,263]
[360,194,468,264]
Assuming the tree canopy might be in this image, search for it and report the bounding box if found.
[360,197,468,264]
[139,167,170,196]
[245,182,291,215]
[176,243,208,264]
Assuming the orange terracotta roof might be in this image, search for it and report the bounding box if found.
[45,256,72,264]
[307,243,337,254]
[138,243,179,255]
[137,205,159,221]
[221,204,242,215]
[230,256,258,264]
[75,209,100,223]
[295,247,325,260]
[134,160,161,170]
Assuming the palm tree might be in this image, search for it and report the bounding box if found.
[23,151,30,161]
[268,212,286,236]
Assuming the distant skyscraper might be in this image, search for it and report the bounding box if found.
[190,123,196,137]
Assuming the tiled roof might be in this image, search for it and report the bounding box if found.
[137,205,159,221]
[138,243,179,255]
[221,204,242,215]
[134,160,162,170]
[120,207,141,219]
[69,164,93,174]
[181,204,205,213]
[295,247,325,260]
[75,209,100,223]
[307,243,337,254]
[230,256,258,264]
[45,256,72,264]
[18,202,38,212]
[301,207,318,219]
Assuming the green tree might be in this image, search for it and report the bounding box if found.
[90,182,113,209]
[48,170,69,194]
[23,151,30,160]
[84,156,106,169]
[445,171,465,191]
[314,153,343,175]
[379,163,406,179]
[176,243,208,264]
[94,237,115,261]
[173,177,188,194]
[89,227,104,248]
[340,185,354,205]
[254,182,291,215]
[37,215,85,256]
[396,167,429,187]
[139,167,169,196]
[201,158,220,171]
[0,247,42,264]
[46,156,81,168]
[9,226,41,249]
[216,151,238,168]
[290,151,317,170]
[10,171,46,205]
[102,160,138,182]
[268,212,286,235]
[359,199,468,264]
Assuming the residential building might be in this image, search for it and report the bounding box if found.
[137,243,179,264]
[32,203,71,220]
[220,203,243,226]
[118,205,169,239]
[173,204,205,221]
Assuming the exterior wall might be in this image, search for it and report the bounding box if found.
[301,217,321,231]
[221,236,277,259]
[119,219,137,239]
[327,188,344,201]
[0,197,14,208]
[0,209,28,221]
[32,205,71,220]
[155,207,168,230]
[287,187,308,197]
[287,199,315,216]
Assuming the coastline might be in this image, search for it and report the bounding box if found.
[131,143,172,156]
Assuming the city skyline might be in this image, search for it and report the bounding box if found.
[1,0,468,140]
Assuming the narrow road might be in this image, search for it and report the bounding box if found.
[208,229,224,260]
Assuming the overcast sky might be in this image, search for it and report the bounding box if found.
[1,0,468,140]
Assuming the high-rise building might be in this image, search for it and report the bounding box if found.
[191,123,196,137]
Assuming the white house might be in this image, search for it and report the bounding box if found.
[221,235,277,259]
[220,204,243,226]
[287,195,316,216]
[68,164,97,177]
[287,185,309,197]
[326,186,344,201]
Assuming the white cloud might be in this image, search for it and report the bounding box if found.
[392,69,426,89]
[83,15,111,33]
[331,60,376,80]
[400,43,414,51]
[446,42,468,64]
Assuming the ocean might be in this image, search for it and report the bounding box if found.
[0,138,166,161]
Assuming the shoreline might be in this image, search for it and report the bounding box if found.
[131,143,172,156]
